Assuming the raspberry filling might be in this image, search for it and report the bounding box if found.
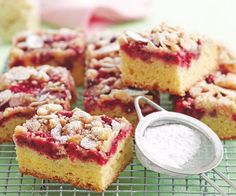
[121,42,201,68]
[14,125,132,165]
[58,110,73,118]
[205,74,215,84]
[66,127,129,165]
[175,100,236,122]
[15,132,62,159]
[29,53,53,65]
[232,114,236,121]
[173,71,236,120]
[44,34,78,44]
[10,79,44,94]
[9,74,65,95]
[12,33,85,69]
[172,95,205,119]
[0,111,35,123]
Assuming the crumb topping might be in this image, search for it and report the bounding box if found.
[14,28,85,51]
[90,56,121,69]
[119,23,202,53]
[171,66,236,120]
[0,65,73,118]
[85,74,150,103]
[21,104,129,152]
[0,65,70,88]
[189,71,236,107]
[218,45,236,74]
[218,45,235,65]
[100,88,149,103]
[85,58,121,87]
[86,32,120,61]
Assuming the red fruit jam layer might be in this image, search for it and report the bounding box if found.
[172,95,205,119]
[10,50,84,70]
[174,94,236,122]
[232,114,236,121]
[172,73,234,120]
[0,111,35,124]
[10,79,44,94]
[83,93,160,116]
[121,42,201,68]
[9,73,64,95]
[14,113,133,165]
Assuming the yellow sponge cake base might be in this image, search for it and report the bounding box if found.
[0,117,28,143]
[15,134,133,192]
[71,60,84,86]
[201,114,236,140]
[120,41,218,96]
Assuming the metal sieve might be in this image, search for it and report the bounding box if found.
[134,96,236,196]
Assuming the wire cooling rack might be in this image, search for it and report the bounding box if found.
[0,93,236,195]
[1,142,236,195]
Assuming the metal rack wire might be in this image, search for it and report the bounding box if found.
[0,93,236,195]
[0,142,236,195]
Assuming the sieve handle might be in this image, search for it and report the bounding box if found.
[135,96,166,120]
[213,168,236,190]
[200,173,227,196]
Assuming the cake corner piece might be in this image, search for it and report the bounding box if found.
[118,23,219,96]
[8,28,86,86]
[13,104,133,192]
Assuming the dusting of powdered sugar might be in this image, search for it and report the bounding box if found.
[142,124,201,169]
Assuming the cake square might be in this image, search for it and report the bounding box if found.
[0,65,76,143]
[172,57,236,139]
[118,23,219,96]
[13,105,133,192]
[84,33,160,125]
[8,28,85,85]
